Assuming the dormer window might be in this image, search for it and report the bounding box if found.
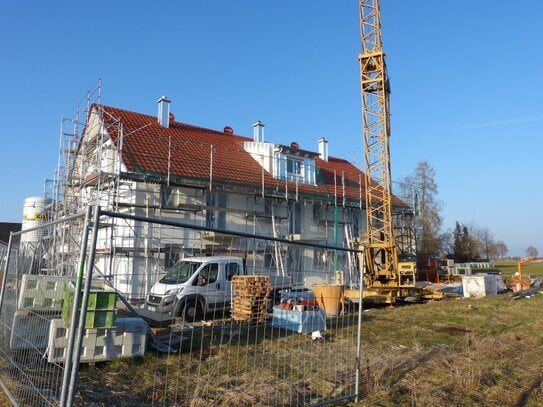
[274,151,316,184]
[286,158,303,181]
[244,138,318,185]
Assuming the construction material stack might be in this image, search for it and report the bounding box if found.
[10,274,148,363]
[231,275,272,323]
[10,274,74,350]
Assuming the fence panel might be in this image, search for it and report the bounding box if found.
[0,209,363,406]
[0,212,86,407]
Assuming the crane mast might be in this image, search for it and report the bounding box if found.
[359,0,415,296]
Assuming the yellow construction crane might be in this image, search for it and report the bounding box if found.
[358,0,417,302]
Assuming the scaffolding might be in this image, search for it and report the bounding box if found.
[0,82,422,406]
[39,83,419,300]
[47,81,129,276]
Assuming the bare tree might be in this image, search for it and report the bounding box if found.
[451,222,506,261]
[495,240,508,259]
[474,226,498,260]
[403,161,443,256]
[440,230,454,256]
[526,246,539,258]
[463,224,479,260]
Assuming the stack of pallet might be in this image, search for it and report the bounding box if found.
[232,276,272,323]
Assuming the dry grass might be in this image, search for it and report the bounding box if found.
[3,288,542,406]
[73,290,543,406]
[352,291,543,406]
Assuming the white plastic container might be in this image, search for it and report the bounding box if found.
[21,196,48,246]
[10,311,56,350]
[485,272,505,292]
[462,274,497,298]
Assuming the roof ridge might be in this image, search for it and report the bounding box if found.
[97,104,352,163]
[99,103,252,141]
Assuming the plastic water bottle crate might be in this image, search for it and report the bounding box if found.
[47,317,148,363]
[18,274,74,311]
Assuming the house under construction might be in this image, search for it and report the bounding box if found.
[49,84,415,301]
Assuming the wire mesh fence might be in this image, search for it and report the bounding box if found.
[0,211,86,407]
[0,207,364,406]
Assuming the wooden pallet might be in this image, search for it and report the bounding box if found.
[231,276,271,321]
[232,277,272,297]
[233,313,268,323]
[233,297,268,306]
[233,305,266,314]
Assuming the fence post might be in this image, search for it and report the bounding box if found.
[0,232,21,406]
[0,232,14,315]
[59,206,93,407]
[65,205,101,406]
[355,248,364,403]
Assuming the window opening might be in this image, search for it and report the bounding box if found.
[225,262,239,281]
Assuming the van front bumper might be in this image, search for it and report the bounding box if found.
[146,294,177,314]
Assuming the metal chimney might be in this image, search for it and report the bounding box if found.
[318,137,329,161]
[252,121,265,142]
[157,96,171,128]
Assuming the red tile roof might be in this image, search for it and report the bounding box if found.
[90,104,408,208]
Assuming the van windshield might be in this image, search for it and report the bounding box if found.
[159,261,202,284]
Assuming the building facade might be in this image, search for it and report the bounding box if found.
[63,98,411,300]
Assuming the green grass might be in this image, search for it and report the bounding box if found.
[494,259,543,279]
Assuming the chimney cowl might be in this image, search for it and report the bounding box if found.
[157,96,171,128]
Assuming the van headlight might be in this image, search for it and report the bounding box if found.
[163,295,178,306]
[165,287,183,296]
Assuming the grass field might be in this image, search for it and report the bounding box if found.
[2,263,542,406]
[71,283,543,406]
[494,259,543,279]
[352,289,543,406]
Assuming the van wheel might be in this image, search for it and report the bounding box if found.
[181,301,203,322]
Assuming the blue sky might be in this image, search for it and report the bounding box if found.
[1,1,541,256]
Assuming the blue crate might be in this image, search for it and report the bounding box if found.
[272,307,326,333]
